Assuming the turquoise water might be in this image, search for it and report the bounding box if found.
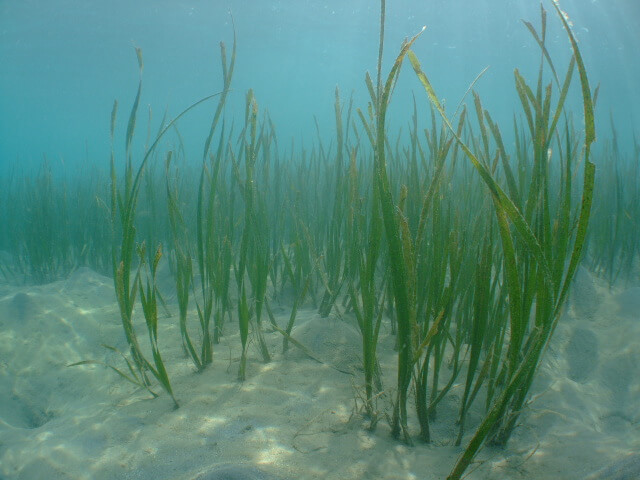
[1,0,639,173]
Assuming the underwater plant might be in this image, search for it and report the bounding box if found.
[407,2,596,477]
[107,38,232,404]
[352,1,597,478]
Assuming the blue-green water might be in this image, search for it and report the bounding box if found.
[1,0,639,173]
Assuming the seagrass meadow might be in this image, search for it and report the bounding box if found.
[1,1,639,479]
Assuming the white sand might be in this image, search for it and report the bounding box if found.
[0,265,638,480]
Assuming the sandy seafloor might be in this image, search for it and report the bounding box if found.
[0,263,638,480]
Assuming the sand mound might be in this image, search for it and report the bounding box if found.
[571,266,600,320]
[614,287,640,319]
[288,315,362,374]
[193,464,283,480]
[565,326,599,383]
[2,292,41,326]
[584,454,640,480]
